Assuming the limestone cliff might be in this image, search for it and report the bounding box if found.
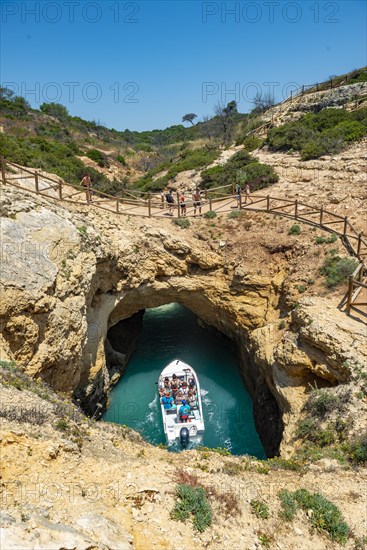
[1,181,366,457]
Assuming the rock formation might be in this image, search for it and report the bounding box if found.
[1,179,366,457]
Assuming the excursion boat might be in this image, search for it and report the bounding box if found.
[158,359,205,448]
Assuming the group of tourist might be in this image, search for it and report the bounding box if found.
[159,373,197,421]
[81,175,252,215]
[163,188,202,217]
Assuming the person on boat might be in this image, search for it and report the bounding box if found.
[175,390,184,406]
[187,388,197,408]
[179,399,191,422]
[181,381,188,395]
[171,373,181,388]
[158,377,170,396]
[161,391,174,410]
[188,377,195,388]
[170,383,179,399]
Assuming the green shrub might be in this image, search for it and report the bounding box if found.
[267,456,304,472]
[0,360,17,370]
[86,148,108,167]
[293,489,350,544]
[346,437,367,464]
[308,390,341,418]
[40,102,69,121]
[77,225,88,236]
[201,150,277,193]
[222,462,243,476]
[313,426,338,447]
[288,223,301,235]
[171,484,212,532]
[295,284,307,293]
[241,136,263,151]
[135,143,153,152]
[204,211,217,219]
[296,418,318,439]
[250,499,269,519]
[279,489,350,543]
[116,155,127,166]
[266,107,367,159]
[54,418,70,432]
[258,533,273,548]
[321,255,359,287]
[314,233,338,244]
[278,489,298,521]
[0,134,111,192]
[134,147,220,192]
[324,120,366,142]
[239,162,279,187]
[172,218,190,229]
[227,210,242,219]
[300,140,327,160]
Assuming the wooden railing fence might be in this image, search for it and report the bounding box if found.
[1,157,366,320]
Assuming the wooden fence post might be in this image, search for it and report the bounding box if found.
[358,264,363,282]
[0,156,6,184]
[266,195,270,211]
[148,193,152,218]
[35,171,39,194]
[357,233,362,258]
[294,200,298,220]
[301,85,304,94]
[58,180,63,200]
[320,206,324,226]
[177,192,181,218]
[116,199,119,213]
[343,217,348,236]
[209,198,213,211]
[346,275,353,314]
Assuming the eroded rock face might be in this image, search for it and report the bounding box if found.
[251,297,367,454]
[1,184,365,455]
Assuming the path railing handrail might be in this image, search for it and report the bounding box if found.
[1,156,365,320]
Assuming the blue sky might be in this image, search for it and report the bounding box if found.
[1,0,366,131]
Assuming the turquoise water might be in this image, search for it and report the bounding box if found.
[102,303,266,458]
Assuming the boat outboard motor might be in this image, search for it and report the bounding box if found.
[180,427,190,448]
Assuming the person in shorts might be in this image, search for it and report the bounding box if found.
[165,189,175,215]
[192,188,202,216]
[179,192,187,217]
[244,183,252,204]
[80,174,92,202]
[179,400,191,422]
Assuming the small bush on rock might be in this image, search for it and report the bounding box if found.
[171,484,212,532]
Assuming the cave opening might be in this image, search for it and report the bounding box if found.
[102,302,270,457]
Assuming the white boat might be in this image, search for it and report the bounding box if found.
[158,359,205,448]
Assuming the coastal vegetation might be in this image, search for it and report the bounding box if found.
[266,107,367,159]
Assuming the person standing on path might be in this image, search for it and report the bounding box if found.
[192,188,202,216]
[244,183,252,204]
[165,189,175,216]
[81,174,92,202]
[180,191,187,217]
